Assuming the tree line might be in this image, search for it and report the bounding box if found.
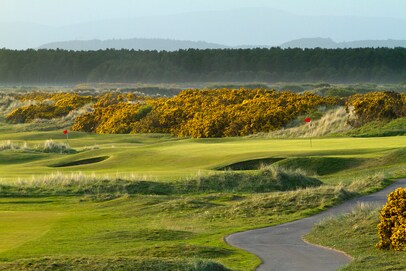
[0,47,406,83]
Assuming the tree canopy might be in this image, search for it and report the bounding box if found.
[0,47,405,83]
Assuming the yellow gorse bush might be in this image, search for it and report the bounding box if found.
[8,89,404,138]
[377,188,406,251]
[71,88,338,137]
[6,92,92,123]
[346,91,406,127]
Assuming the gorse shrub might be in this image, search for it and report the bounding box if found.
[71,89,339,137]
[346,91,406,127]
[6,92,92,123]
[376,188,406,251]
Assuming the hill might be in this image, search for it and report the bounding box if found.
[281,38,406,49]
[2,8,406,49]
[38,38,229,51]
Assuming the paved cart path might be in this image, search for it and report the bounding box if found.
[226,179,406,271]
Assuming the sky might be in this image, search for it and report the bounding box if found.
[1,0,406,26]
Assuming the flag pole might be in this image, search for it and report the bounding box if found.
[305,117,312,148]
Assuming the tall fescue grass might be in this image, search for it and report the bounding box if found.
[42,139,72,153]
[0,167,322,198]
[0,140,28,151]
[0,140,73,153]
[0,167,388,201]
[268,107,351,138]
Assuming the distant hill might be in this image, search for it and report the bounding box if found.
[38,38,229,51]
[2,8,406,49]
[281,38,406,49]
[38,37,406,51]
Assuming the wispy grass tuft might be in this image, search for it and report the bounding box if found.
[268,107,351,138]
[1,167,323,198]
[0,140,75,154]
[0,167,389,201]
[0,140,28,151]
[42,139,72,154]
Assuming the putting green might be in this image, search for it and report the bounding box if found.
[0,132,405,180]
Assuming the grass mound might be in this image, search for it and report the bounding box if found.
[182,167,322,193]
[216,157,284,170]
[118,244,234,259]
[305,204,406,271]
[276,157,366,175]
[50,156,109,167]
[98,229,195,242]
[344,117,406,137]
[0,167,323,197]
[0,256,231,271]
[376,148,406,165]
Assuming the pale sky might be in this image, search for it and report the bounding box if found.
[1,0,405,26]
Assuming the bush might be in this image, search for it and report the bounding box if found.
[376,188,406,251]
[346,91,406,127]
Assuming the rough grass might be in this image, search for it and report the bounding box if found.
[0,167,323,197]
[268,107,351,138]
[343,117,406,137]
[0,257,231,271]
[304,203,406,271]
[276,157,367,176]
[0,141,28,151]
[43,140,72,154]
[0,140,74,154]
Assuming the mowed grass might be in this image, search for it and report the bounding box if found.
[0,210,62,253]
[0,130,405,180]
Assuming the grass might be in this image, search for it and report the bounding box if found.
[304,203,406,271]
[0,185,355,270]
[0,172,392,271]
[342,117,406,137]
[0,130,405,180]
[0,211,62,254]
[0,257,231,271]
[0,167,323,197]
[0,140,73,154]
[0,125,405,270]
[268,107,351,138]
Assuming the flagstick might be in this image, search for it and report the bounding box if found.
[309,121,312,148]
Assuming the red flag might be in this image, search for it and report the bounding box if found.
[305,117,311,123]
[63,129,68,135]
